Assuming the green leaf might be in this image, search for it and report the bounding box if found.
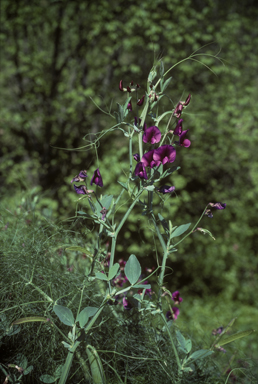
[216,330,255,347]
[39,374,57,383]
[117,181,128,191]
[133,284,151,290]
[86,345,106,384]
[11,316,48,326]
[108,263,120,280]
[159,60,164,77]
[176,330,192,353]
[15,353,28,369]
[124,254,141,285]
[161,76,173,92]
[95,272,108,281]
[161,166,180,179]
[170,223,191,238]
[158,213,169,233]
[76,307,98,328]
[53,305,74,326]
[24,365,33,375]
[117,103,125,123]
[188,349,214,362]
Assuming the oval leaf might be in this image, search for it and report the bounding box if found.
[95,272,108,281]
[124,254,141,285]
[76,307,98,328]
[53,305,74,326]
[170,223,191,239]
[108,263,120,280]
[188,349,214,362]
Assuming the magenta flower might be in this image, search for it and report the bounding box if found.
[123,297,133,310]
[174,94,191,118]
[166,307,180,320]
[91,168,103,187]
[141,149,160,168]
[176,130,191,147]
[174,119,183,135]
[133,153,140,162]
[153,145,176,165]
[134,162,148,179]
[100,207,107,220]
[143,126,161,144]
[172,291,183,305]
[157,185,175,194]
[127,101,132,111]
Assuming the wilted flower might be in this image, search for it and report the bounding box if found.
[143,126,161,144]
[118,258,126,271]
[133,153,140,162]
[141,149,160,168]
[172,291,183,304]
[100,207,107,220]
[175,130,191,147]
[127,101,132,111]
[153,145,176,165]
[74,185,93,195]
[113,274,128,287]
[166,307,180,320]
[157,185,175,194]
[91,168,103,187]
[71,170,88,183]
[137,95,145,106]
[174,94,191,118]
[134,162,148,179]
[212,326,224,336]
[205,202,226,218]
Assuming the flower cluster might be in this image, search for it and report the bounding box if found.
[71,168,103,195]
[165,291,183,321]
[205,202,227,218]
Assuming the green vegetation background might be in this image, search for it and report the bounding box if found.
[1,0,258,368]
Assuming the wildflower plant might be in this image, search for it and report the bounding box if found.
[2,52,255,384]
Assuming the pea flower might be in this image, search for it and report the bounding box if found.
[143,126,161,144]
[133,153,140,162]
[74,185,93,195]
[71,170,88,183]
[127,101,132,111]
[166,307,180,321]
[173,119,183,135]
[134,117,147,131]
[172,291,183,304]
[174,94,191,118]
[100,207,107,220]
[141,149,160,168]
[157,185,175,194]
[205,202,226,218]
[91,168,103,187]
[137,95,145,106]
[123,297,133,310]
[153,145,176,165]
[134,162,148,180]
[175,130,191,147]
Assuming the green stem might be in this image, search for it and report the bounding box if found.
[58,341,80,384]
[115,189,143,237]
[160,312,182,371]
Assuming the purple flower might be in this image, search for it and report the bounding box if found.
[113,274,128,287]
[119,80,125,92]
[137,95,145,106]
[141,149,160,168]
[212,326,224,336]
[153,145,176,165]
[209,202,226,210]
[172,291,183,305]
[74,185,88,195]
[166,307,180,321]
[176,130,191,148]
[133,153,140,162]
[71,170,88,183]
[134,162,148,180]
[143,126,161,144]
[174,119,183,136]
[205,202,226,218]
[91,168,103,187]
[123,297,133,310]
[157,185,175,194]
